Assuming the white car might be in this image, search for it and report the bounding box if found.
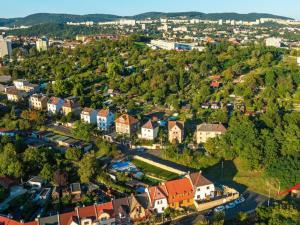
[214,205,225,213]
[225,202,236,209]
[234,196,245,205]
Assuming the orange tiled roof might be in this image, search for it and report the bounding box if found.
[48,96,62,105]
[98,109,110,117]
[0,217,38,225]
[164,178,194,204]
[115,114,139,126]
[148,184,168,204]
[188,172,213,187]
[142,120,158,130]
[168,121,184,131]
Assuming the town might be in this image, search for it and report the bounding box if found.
[0,3,299,225]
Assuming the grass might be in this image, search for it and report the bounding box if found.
[132,159,179,181]
[204,158,281,198]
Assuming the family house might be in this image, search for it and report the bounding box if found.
[196,123,227,144]
[128,193,150,222]
[47,97,64,114]
[141,120,159,140]
[113,197,131,225]
[13,79,39,93]
[168,121,184,144]
[97,109,114,131]
[146,184,169,214]
[115,114,139,136]
[80,107,97,124]
[62,99,81,116]
[186,171,215,201]
[5,87,25,102]
[164,178,195,209]
[29,93,48,110]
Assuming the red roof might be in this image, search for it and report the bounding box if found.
[148,185,168,205]
[0,217,37,225]
[59,211,77,225]
[210,81,220,88]
[164,178,194,204]
[98,109,110,118]
[115,114,139,126]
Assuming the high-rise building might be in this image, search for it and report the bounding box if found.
[36,37,49,51]
[0,35,12,58]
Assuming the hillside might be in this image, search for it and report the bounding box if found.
[0,12,293,27]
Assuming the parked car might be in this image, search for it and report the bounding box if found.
[225,202,236,209]
[214,205,225,213]
[234,196,245,205]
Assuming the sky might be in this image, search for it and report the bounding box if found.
[1,0,300,19]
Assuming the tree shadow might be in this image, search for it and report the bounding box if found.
[203,160,248,194]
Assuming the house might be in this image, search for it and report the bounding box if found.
[196,123,227,144]
[80,107,97,124]
[62,99,81,116]
[164,178,195,209]
[97,109,114,131]
[168,121,184,144]
[27,176,46,189]
[146,184,169,214]
[47,96,64,114]
[141,120,159,140]
[128,193,150,222]
[29,93,48,110]
[186,171,215,201]
[5,87,25,102]
[13,79,39,93]
[113,197,131,225]
[210,81,221,88]
[115,114,139,136]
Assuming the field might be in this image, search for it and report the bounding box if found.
[204,158,281,198]
[132,159,179,181]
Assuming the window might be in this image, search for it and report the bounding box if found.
[197,188,201,191]
[207,186,210,190]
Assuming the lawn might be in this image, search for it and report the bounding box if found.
[132,159,179,181]
[204,158,281,198]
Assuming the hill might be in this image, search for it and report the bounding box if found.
[0,12,293,27]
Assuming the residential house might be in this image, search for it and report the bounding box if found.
[97,109,114,131]
[146,184,169,214]
[62,99,81,116]
[113,197,131,225]
[80,107,97,124]
[47,97,64,114]
[5,87,25,102]
[29,93,48,110]
[141,120,159,140]
[196,123,227,144]
[168,121,184,144]
[164,178,195,209]
[13,79,39,93]
[115,114,139,136]
[186,171,215,201]
[128,193,150,222]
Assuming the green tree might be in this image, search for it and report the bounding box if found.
[78,152,97,183]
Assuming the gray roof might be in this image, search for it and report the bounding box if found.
[38,215,59,225]
[197,123,227,132]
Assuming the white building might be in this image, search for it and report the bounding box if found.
[97,109,114,131]
[186,172,215,201]
[0,35,12,58]
[81,107,98,124]
[141,120,159,141]
[265,37,283,48]
[297,57,300,66]
[36,37,49,51]
[196,123,227,144]
[47,96,64,114]
[146,185,169,214]
[119,19,136,26]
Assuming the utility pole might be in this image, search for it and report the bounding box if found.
[268,188,271,206]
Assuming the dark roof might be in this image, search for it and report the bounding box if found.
[113,197,130,217]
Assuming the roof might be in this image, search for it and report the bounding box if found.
[28,176,45,184]
[142,120,158,130]
[70,183,81,193]
[164,178,194,204]
[81,107,95,114]
[31,94,48,101]
[210,81,220,88]
[63,99,79,109]
[97,109,111,117]
[168,121,184,131]
[48,96,63,105]
[0,217,37,225]
[112,197,130,216]
[148,185,168,203]
[0,176,17,189]
[134,193,150,209]
[59,212,77,225]
[115,114,139,126]
[197,123,227,133]
[188,172,213,187]
[5,88,20,95]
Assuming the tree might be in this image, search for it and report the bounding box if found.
[65,148,82,162]
[71,120,93,142]
[0,143,22,177]
[78,152,97,183]
[40,163,54,181]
